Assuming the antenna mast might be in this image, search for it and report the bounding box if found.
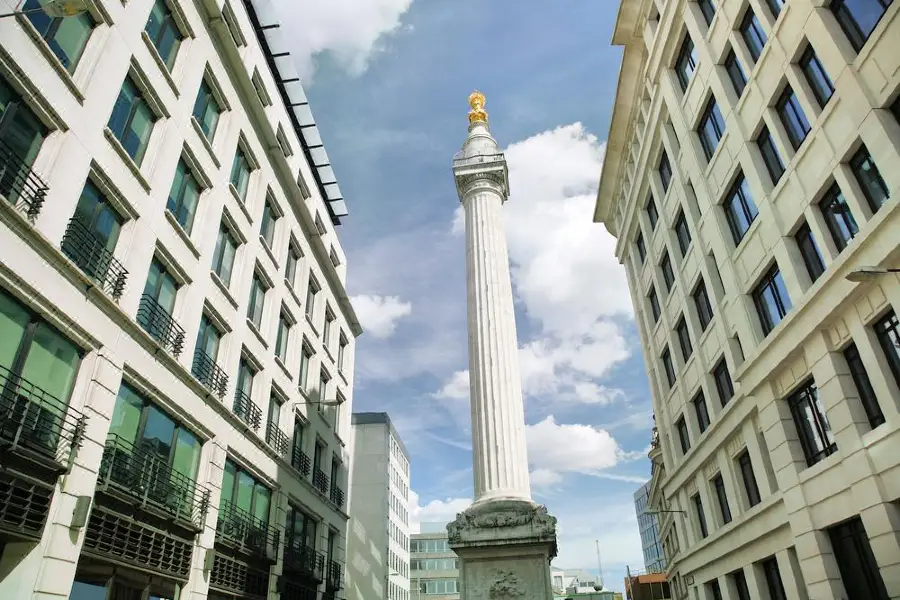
[595,539,604,590]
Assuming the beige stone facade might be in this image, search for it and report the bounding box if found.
[596,1,900,599]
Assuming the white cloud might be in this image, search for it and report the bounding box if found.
[409,489,472,534]
[273,0,414,81]
[432,369,469,400]
[529,468,563,488]
[525,416,622,483]
[351,294,412,339]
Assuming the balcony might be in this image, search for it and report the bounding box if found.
[312,468,329,495]
[191,349,228,398]
[283,537,325,582]
[233,390,262,430]
[0,139,47,221]
[326,560,343,591]
[291,447,311,477]
[265,421,290,457]
[329,485,344,510]
[96,434,211,531]
[60,218,128,300]
[137,294,186,357]
[216,500,280,562]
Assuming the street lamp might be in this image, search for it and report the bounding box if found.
[1,0,90,19]
[846,266,900,283]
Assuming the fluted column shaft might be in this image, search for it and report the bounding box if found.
[463,180,531,503]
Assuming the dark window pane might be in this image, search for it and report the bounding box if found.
[675,211,692,256]
[732,570,752,600]
[713,473,732,524]
[777,86,811,150]
[796,222,825,283]
[753,265,792,335]
[714,358,734,406]
[659,152,673,192]
[699,0,716,25]
[167,160,200,233]
[828,517,891,600]
[723,175,759,244]
[693,392,710,433]
[694,494,707,537]
[662,346,677,387]
[850,145,890,213]
[766,0,785,17]
[677,318,693,362]
[661,252,675,292]
[758,126,785,184]
[675,36,699,92]
[788,379,837,467]
[741,10,768,63]
[108,77,156,165]
[843,343,885,429]
[820,185,859,252]
[875,311,900,390]
[738,450,761,507]
[647,196,659,229]
[677,416,691,453]
[146,0,183,69]
[23,0,94,73]
[649,287,661,323]
[762,558,787,600]
[830,0,892,53]
[698,98,726,160]
[636,233,646,263]
[708,580,723,600]
[725,50,747,96]
[694,280,714,330]
[799,45,834,108]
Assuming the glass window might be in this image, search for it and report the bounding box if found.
[675,211,692,256]
[712,473,732,524]
[69,179,123,254]
[830,0,892,53]
[247,274,266,329]
[143,258,178,314]
[276,311,290,361]
[850,145,889,213]
[740,10,768,63]
[305,278,319,319]
[647,196,659,230]
[192,79,221,140]
[22,0,94,73]
[167,159,201,233]
[698,98,726,160]
[776,86,811,150]
[757,126,785,184]
[723,175,759,245]
[194,314,221,360]
[788,379,837,467]
[299,342,312,390]
[765,0,785,17]
[698,0,716,25]
[874,311,900,390]
[693,391,710,433]
[661,251,675,292]
[659,152,672,192]
[762,557,788,600]
[145,0,182,69]
[843,343,884,429]
[338,335,348,371]
[675,36,698,92]
[648,286,661,323]
[221,458,271,525]
[693,279,714,331]
[662,346,676,388]
[318,369,330,404]
[236,358,254,400]
[737,450,762,507]
[0,76,48,177]
[324,308,335,346]
[693,494,707,537]
[753,264,792,335]
[796,222,825,283]
[212,224,238,285]
[799,45,834,108]
[268,393,282,430]
[828,517,891,600]
[676,317,693,362]
[724,49,747,97]
[260,200,277,248]
[713,358,734,406]
[677,416,690,453]
[108,77,156,165]
[820,184,859,252]
[230,147,252,201]
[286,246,301,286]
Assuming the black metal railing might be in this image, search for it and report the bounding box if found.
[313,468,329,495]
[216,500,280,561]
[265,421,290,456]
[96,434,210,531]
[233,390,262,431]
[60,218,128,300]
[327,560,343,591]
[137,294,186,357]
[0,365,86,470]
[0,139,47,221]
[329,485,344,510]
[291,447,311,477]
[283,537,325,581]
[191,349,228,398]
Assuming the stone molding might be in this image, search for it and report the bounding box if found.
[448,500,558,558]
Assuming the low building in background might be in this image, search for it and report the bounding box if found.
[633,481,666,572]
[624,572,670,600]
[410,527,460,600]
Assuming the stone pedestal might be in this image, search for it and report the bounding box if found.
[448,500,557,600]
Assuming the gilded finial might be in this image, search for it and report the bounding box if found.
[468,90,488,125]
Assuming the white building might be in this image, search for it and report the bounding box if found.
[596,0,900,599]
[346,413,411,600]
[0,0,360,599]
[410,528,459,600]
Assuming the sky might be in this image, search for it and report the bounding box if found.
[271,0,654,592]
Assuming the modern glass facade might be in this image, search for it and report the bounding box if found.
[633,482,666,573]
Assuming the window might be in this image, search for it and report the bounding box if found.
[305,278,319,320]
[338,334,348,372]
[659,152,672,192]
[0,76,47,176]
[828,518,891,600]
[788,379,837,466]
[724,50,747,96]
[276,310,290,361]
[65,181,124,276]
[676,318,693,362]
[194,314,221,363]
[286,504,317,556]
[713,358,734,406]
[247,273,266,329]
[647,196,659,229]
[843,343,884,429]
[693,494,707,538]
[712,473,732,524]
[221,459,272,526]
[820,185,859,251]
[636,233,646,263]
[108,77,156,165]
[660,252,675,294]
[192,79,222,140]
[675,36,698,92]
[276,125,293,157]
[693,280,714,330]
[314,213,327,235]
[145,0,182,69]
[329,247,341,268]
[230,147,252,201]
[662,346,676,388]
[762,557,787,600]
[874,311,900,389]
[753,264,792,335]
[723,175,759,244]
[323,307,335,346]
[737,450,761,507]
[707,580,723,600]
[693,391,710,433]
[850,145,889,213]
[757,126,785,184]
[675,211,692,256]
[167,159,201,233]
[212,224,238,285]
[675,416,690,454]
[765,0,785,17]
[892,95,900,124]
[776,86,811,150]
[698,0,716,25]
[299,342,312,391]
[740,10,768,63]
[318,368,330,405]
[142,258,177,315]
[830,0,893,53]
[698,98,726,160]
[648,286,661,323]
[286,245,301,287]
[799,46,834,108]
[795,222,825,283]
[731,570,752,600]
[260,200,277,248]
[22,0,94,73]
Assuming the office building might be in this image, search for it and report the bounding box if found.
[596,1,900,599]
[347,413,411,600]
[0,0,360,598]
[634,481,666,572]
[410,529,459,600]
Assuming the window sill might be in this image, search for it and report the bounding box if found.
[229,183,253,224]
[103,128,151,192]
[141,30,180,98]
[275,355,292,381]
[16,14,85,104]
[246,317,269,349]
[210,270,238,309]
[259,235,280,271]
[305,313,319,337]
[190,116,221,168]
[165,209,200,259]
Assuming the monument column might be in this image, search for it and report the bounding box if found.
[448,92,557,600]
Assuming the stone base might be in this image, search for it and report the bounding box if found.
[447,499,557,600]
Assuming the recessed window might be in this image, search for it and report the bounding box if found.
[707,580,723,600]
[676,317,693,362]
[698,98,726,160]
[753,264,792,335]
[874,310,900,390]
[66,181,124,283]
[737,450,761,507]
[212,224,238,285]
[740,9,768,63]
[338,334,349,372]
[108,76,157,165]
[329,247,341,268]
[713,358,734,406]
[286,245,301,287]
[762,557,788,600]
[712,473,732,524]
[276,125,293,157]
[776,86,811,150]
[675,36,699,92]
[820,184,858,252]
[693,494,707,538]
[662,346,676,388]
[230,147,252,201]
[828,518,891,600]
[698,0,716,25]
[675,211,692,256]
[305,277,320,320]
[693,279,714,331]
[723,174,759,245]
[731,570,752,600]
[765,0,785,17]
[830,0,892,53]
[275,310,290,361]
[22,0,94,73]
[247,273,267,329]
[636,233,646,264]
[299,342,312,391]
[757,126,785,184]
[323,306,335,346]
[648,286,661,323]
[145,0,182,69]
[167,159,201,234]
[849,145,890,213]
[788,379,837,467]
[315,213,327,235]
[724,49,747,97]
[647,195,659,230]
[676,416,691,454]
[193,79,222,141]
[799,46,834,108]
[795,222,825,283]
[659,152,673,192]
[693,391,710,433]
[892,95,900,124]
[260,199,278,248]
[660,251,675,292]
[843,343,885,429]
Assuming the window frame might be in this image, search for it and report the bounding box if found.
[843,343,885,429]
[23,0,95,74]
[693,493,708,538]
[874,310,900,390]
[737,450,761,507]
[674,211,692,256]
[776,86,812,150]
[762,557,788,600]
[275,309,291,361]
[799,45,834,108]
[144,0,183,70]
[648,286,661,323]
[723,174,759,245]
[752,264,792,335]
[698,0,716,25]
[647,195,659,230]
[827,517,891,600]
[713,358,734,406]
[636,232,646,264]
[787,379,837,467]
[676,317,693,362]
[247,272,267,329]
[693,279,714,331]
[795,222,825,283]
[830,0,893,53]
[712,473,732,525]
[108,76,158,165]
[675,35,699,92]
[724,49,747,97]
[212,223,239,286]
[849,145,889,214]
[757,125,785,184]
[693,391,710,433]
[819,184,859,252]
[660,251,675,293]
[697,97,726,160]
[740,9,768,63]
[662,346,677,388]
[167,158,202,234]
[659,152,673,192]
[192,78,222,141]
[676,416,691,454]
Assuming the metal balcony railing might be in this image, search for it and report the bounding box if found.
[60,218,128,300]
[137,294,186,357]
[329,485,344,510]
[191,349,228,398]
[291,447,311,477]
[0,365,87,471]
[313,468,329,495]
[233,390,262,431]
[265,421,290,457]
[327,560,343,591]
[0,139,47,221]
[283,537,325,581]
[96,434,210,531]
[216,500,280,561]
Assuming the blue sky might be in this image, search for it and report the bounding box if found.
[273,0,653,591]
